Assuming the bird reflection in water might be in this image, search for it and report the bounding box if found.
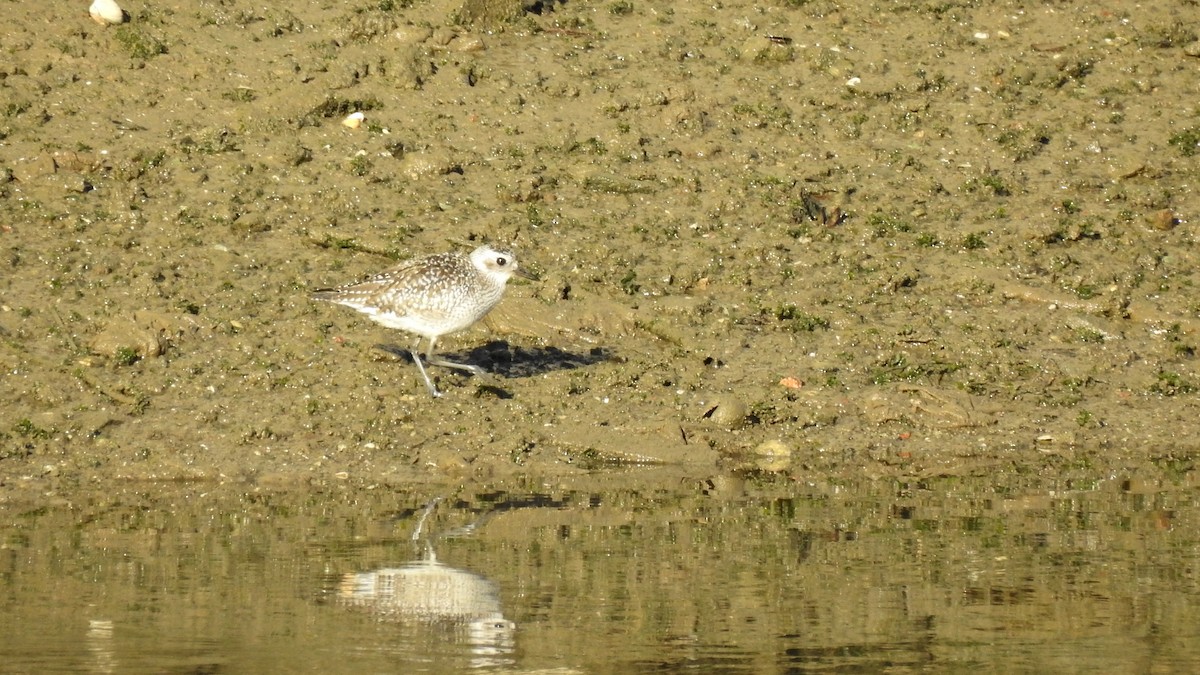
[336,498,516,668]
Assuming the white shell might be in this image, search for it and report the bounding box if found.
[341,112,365,129]
[89,0,126,25]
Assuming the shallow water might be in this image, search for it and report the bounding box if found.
[3,469,1199,673]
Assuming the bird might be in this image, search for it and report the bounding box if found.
[312,244,533,397]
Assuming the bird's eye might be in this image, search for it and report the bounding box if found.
[496,257,509,266]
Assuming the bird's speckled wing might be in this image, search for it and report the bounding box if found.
[312,252,474,321]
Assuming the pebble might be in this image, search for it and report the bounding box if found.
[88,320,164,360]
[453,35,486,52]
[399,152,459,180]
[1147,209,1178,231]
[89,0,126,25]
[701,394,748,430]
[393,25,433,46]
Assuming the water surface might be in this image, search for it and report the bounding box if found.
[2,469,1198,672]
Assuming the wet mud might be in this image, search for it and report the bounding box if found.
[2,0,1199,498]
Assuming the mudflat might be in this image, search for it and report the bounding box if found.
[2,0,1198,499]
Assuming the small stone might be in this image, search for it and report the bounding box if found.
[392,25,433,46]
[701,394,748,429]
[399,152,460,180]
[453,35,486,52]
[90,0,127,26]
[88,319,164,361]
[1148,209,1178,231]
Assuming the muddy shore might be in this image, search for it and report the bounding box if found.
[2,0,1198,502]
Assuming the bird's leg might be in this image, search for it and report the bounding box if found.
[425,337,485,377]
[428,358,486,377]
[410,338,442,398]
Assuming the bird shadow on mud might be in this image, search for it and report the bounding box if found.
[375,341,615,397]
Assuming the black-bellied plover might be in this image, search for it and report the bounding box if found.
[312,244,533,397]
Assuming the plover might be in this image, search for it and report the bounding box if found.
[313,244,533,397]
